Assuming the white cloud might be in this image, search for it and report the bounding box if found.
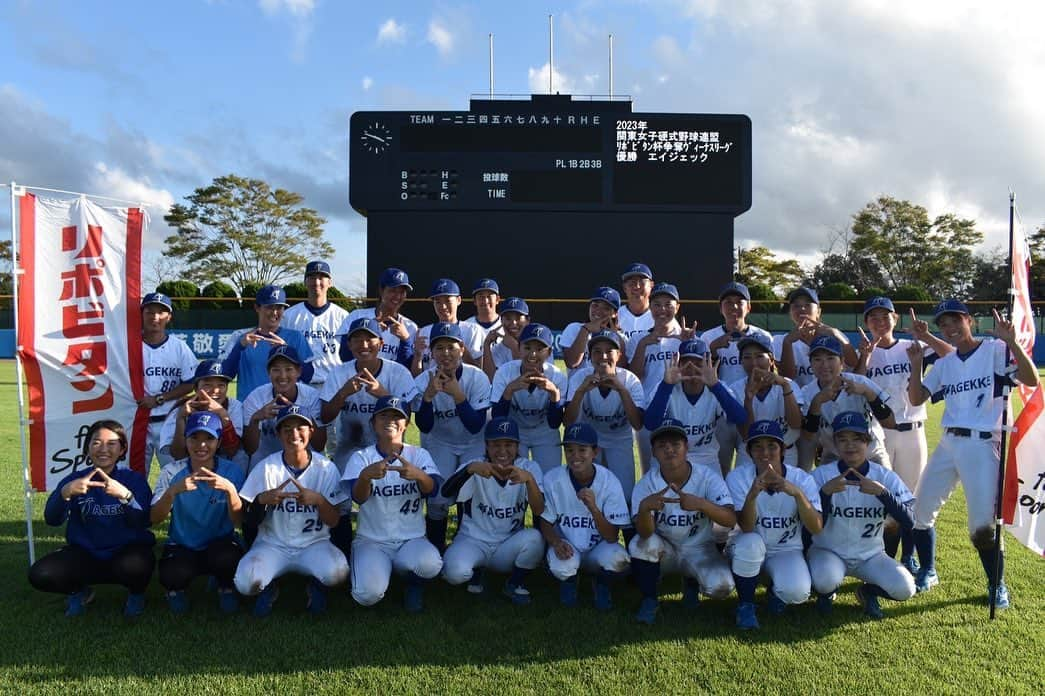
[89,163,176,253]
[427,20,454,57]
[377,18,406,44]
[527,63,576,95]
[257,0,314,62]
[362,76,373,91]
[258,0,314,17]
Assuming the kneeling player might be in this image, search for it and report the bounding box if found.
[808,412,916,619]
[539,423,630,610]
[440,418,545,605]
[630,420,737,625]
[234,406,349,616]
[726,421,822,630]
[343,396,443,612]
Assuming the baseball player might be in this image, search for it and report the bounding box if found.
[490,323,568,474]
[482,297,530,380]
[410,279,484,376]
[727,421,822,630]
[234,405,349,616]
[799,335,895,467]
[630,419,737,625]
[564,330,645,501]
[337,267,418,368]
[220,284,315,398]
[854,297,952,573]
[907,301,1037,609]
[150,411,245,614]
[440,418,545,605]
[342,396,443,612]
[138,292,197,476]
[642,339,747,472]
[618,262,655,344]
[463,278,502,340]
[539,423,631,609]
[412,322,492,552]
[560,287,624,377]
[808,412,916,620]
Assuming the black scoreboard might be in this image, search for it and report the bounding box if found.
[349,94,752,327]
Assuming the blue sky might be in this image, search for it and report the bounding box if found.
[2,1,1043,295]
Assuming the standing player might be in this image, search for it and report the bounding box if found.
[560,287,624,378]
[630,419,737,624]
[139,292,197,476]
[343,396,443,612]
[234,405,349,616]
[618,262,655,344]
[809,413,916,620]
[482,297,530,380]
[463,278,501,341]
[727,421,822,630]
[281,261,349,389]
[539,423,631,609]
[440,418,545,605]
[337,267,418,368]
[410,279,484,376]
[907,301,1037,608]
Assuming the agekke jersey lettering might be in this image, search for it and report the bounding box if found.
[726,462,821,554]
[631,464,731,547]
[541,464,629,552]
[451,457,545,545]
[343,444,442,543]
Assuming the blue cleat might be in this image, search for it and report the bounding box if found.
[166,590,189,615]
[253,584,279,618]
[901,555,920,576]
[65,588,94,618]
[990,583,1010,610]
[124,593,146,618]
[306,579,328,615]
[404,582,424,613]
[218,589,239,614]
[736,601,759,630]
[682,583,701,609]
[767,591,786,616]
[856,584,884,620]
[816,592,835,615]
[559,577,578,607]
[592,580,612,611]
[503,582,532,606]
[636,597,659,625]
[915,568,939,594]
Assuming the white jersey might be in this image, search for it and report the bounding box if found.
[239,450,349,550]
[811,460,914,562]
[922,338,1017,434]
[488,342,515,371]
[490,360,568,446]
[241,382,323,469]
[412,365,491,448]
[566,367,645,446]
[336,307,418,363]
[143,336,197,419]
[618,305,653,345]
[319,358,419,464]
[449,457,545,545]
[727,375,805,447]
[799,372,889,460]
[631,463,732,547]
[416,321,485,369]
[158,398,248,472]
[648,382,730,465]
[282,301,349,385]
[863,338,932,424]
[726,462,821,555]
[625,331,682,397]
[540,464,630,552]
[773,335,815,387]
[343,444,441,543]
[700,324,773,385]
[463,314,501,342]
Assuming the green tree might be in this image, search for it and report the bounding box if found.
[810,252,887,294]
[156,280,199,311]
[199,280,238,310]
[736,246,805,295]
[163,174,333,294]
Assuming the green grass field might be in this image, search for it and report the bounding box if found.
[0,360,1042,695]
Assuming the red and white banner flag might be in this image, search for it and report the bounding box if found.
[17,193,148,491]
[1003,212,1045,556]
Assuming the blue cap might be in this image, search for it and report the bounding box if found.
[485,417,520,442]
[185,411,223,439]
[498,297,530,316]
[587,329,623,352]
[679,338,710,357]
[863,296,895,317]
[651,282,680,302]
[719,282,751,302]
[267,344,302,366]
[256,285,289,307]
[305,260,331,277]
[429,321,464,344]
[429,278,461,298]
[373,394,410,419]
[809,335,843,357]
[737,333,774,355]
[787,287,820,305]
[348,317,382,339]
[650,418,688,442]
[472,278,500,295]
[275,404,315,429]
[746,420,785,446]
[933,299,971,323]
[831,411,870,437]
[193,359,231,383]
[591,286,622,310]
[378,267,412,290]
[519,323,552,348]
[563,422,599,447]
[621,262,653,281]
[141,292,173,311]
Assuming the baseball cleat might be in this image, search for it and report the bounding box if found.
[592,580,612,611]
[856,584,884,620]
[682,583,701,609]
[915,568,939,594]
[65,587,95,618]
[989,583,1010,610]
[467,569,485,595]
[766,591,786,616]
[404,583,424,613]
[503,582,532,606]
[901,556,920,576]
[306,579,328,615]
[253,584,279,618]
[559,578,579,608]
[124,593,146,618]
[218,589,239,614]
[166,590,189,615]
[815,592,835,615]
[636,597,659,625]
[736,601,759,630]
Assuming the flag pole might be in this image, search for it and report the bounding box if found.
[10,182,36,565]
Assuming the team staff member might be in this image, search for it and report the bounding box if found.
[281,260,349,388]
[618,262,655,343]
[630,420,737,625]
[161,360,247,473]
[151,411,245,614]
[411,279,484,376]
[337,267,418,368]
[907,301,1037,609]
[463,278,502,340]
[482,297,530,380]
[809,413,916,620]
[343,396,443,612]
[29,420,154,617]
[560,287,624,377]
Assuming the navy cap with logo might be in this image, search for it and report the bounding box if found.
[591,286,622,310]
[497,297,530,316]
[378,267,413,291]
[718,281,751,302]
[472,278,500,295]
[429,321,464,344]
[256,285,289,307]
[519,323,552,347]
[745,420,785,446]
[679,338,710,357]
[809,335,843,357]
[193,359,231,383]
[563,422,599,447]
[587,329,623,352]
[305,260,331,277]
[267,344,302,366]
[141,292,173,312]
[185,411,223,439]
[373,394,410,419]
[787,287,820,305]
[621,262,653,281]
[275,404,315,429]
[831,411,870,437]
[737,333,774,356]
[485,417,520,442]
[429,278,462,298]
[863,296,896,317]
[348,317,383,339]
[650,282,680,302]
[933,298,971,323]
[650,418,688,442]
